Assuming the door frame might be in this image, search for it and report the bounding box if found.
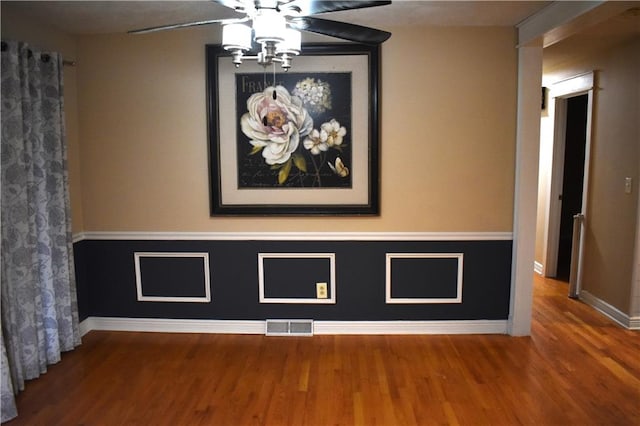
[544,72,595,293]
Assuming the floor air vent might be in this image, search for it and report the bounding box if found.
[265,319,314,336]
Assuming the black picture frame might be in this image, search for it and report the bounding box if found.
[206,43,380,215]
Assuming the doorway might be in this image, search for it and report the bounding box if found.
[556,94,588,281]
[542,72,594,289]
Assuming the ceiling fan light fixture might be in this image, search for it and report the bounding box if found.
[253,9,286,43]
[276,28,302,56]
[222,23,252,51]
[129,1,392,69]
[130,1,392,72]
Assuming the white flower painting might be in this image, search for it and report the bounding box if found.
[237,74,352,187]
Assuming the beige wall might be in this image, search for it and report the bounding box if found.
[539,37,640,313]
[2,5,518,234]
[1,5,84,233]
[74,26,517,232]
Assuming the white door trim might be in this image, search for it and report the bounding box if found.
[544,73,594,292]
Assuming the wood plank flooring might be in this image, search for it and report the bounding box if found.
[7,276,640,425]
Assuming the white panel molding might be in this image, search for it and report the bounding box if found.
[73,231,512,242]
[258,253,336,304]
[385,253,464,304]
[79,317,508,336]
[580,291,636,330]
[134,252,211,303]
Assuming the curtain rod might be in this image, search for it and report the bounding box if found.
[0,41,76,66]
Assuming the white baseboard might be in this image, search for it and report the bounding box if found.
[313,320,507,335]
[79,317,508,336]
[79,318,93,336]
[580,291,636,330]
[79,317,264,336]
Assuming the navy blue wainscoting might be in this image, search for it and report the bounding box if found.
[72,239,512,322]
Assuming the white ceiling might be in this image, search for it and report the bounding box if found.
[2,1,553,36]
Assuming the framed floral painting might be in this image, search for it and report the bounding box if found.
[206,43,380,215]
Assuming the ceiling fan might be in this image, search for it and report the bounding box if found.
[129,0,392,70]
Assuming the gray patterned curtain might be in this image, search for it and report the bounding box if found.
[1,40,81,423]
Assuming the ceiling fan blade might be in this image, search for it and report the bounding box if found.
[289,17,391,45]
[129,18,240,35]
[211,0,246,12]
[284,1,391,16]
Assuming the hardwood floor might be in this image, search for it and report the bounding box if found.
[7,276,640,425]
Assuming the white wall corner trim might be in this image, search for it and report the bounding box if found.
[580,291,636,330]
[72,231,513,243]
[509,45,543,337]
[78,317,508,336]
